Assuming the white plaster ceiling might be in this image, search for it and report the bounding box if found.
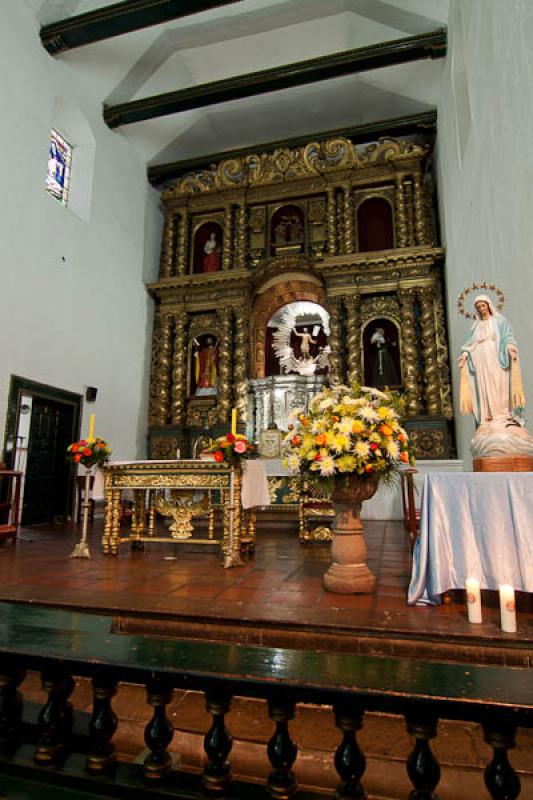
[30,0,450,170]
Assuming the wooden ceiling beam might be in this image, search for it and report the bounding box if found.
[40,0,242,55]
[104,29,446,129]
[147,110,438,187]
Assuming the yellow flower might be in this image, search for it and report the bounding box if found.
[377,406,389,419]
[337,455,356,472]
[352,420,364,435]
[332,433,350,453]
[325,430,336,446]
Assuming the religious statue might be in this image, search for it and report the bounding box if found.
[457,285,533,462]
[203,232,220,273]
[293,326,316,359]
[368,326,400,388]
[194,337,218,396]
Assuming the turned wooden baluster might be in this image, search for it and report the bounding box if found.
[267,698,298,800]
[86,673,118,774]
[34,671,75,765]
[405,711,440,799]
[483,719,521,800]
[0,664,25,755]
[202,690,233,794]
[144,677,174,782]
[333,703,366,800]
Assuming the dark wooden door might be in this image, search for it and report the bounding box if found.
[22,398,75,525]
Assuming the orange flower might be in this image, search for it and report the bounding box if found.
[292,435,301,447]
[74,454,82,463]
[83,448,92,457]
[398,433,406,443]
[214,451,224,462]
[400,452,409,463]
[332,415,340,423]
[352,421,363,434]
[315,433,327,446]
[71,444,79,452]
[365,464,373,472]
[380,424,393,437]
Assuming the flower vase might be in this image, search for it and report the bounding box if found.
[323,475,379,594]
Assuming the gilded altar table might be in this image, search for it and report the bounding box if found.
[102,460,243,567]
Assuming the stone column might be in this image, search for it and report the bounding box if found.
[342,183,354,254]
[345,293,361,386]
[159,211,176,278]
[327,296,343,385]
[433,280,454,419]
[176,210,188,276]
[326,187,337,255]
[233,306,248,424]
[394,175,408,248]
[235,204,247,271]
[153,311,173,425]
[413,173,427,245]
[171,311,187,425]
[418,287,441,415]
[222,206,233,271]
[398,289,422,416]
[217,307,233,424]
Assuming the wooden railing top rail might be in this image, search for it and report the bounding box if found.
[1,601,532,724]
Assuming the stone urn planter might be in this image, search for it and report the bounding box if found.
[323,474,379,594]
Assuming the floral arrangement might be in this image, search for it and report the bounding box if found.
[207,433,256,466]
[66,438,112,469]
[282,384,413,493]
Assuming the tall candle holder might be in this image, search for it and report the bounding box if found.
[66,434,111,560]
[71,467,93,559]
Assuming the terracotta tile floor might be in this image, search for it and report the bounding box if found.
[0,518,531,665]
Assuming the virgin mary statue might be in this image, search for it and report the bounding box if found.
[459,294,525,426]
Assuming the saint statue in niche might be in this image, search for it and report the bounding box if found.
[363,319,401,389]
[192,336,218,396]
[203,232,221,273]
[292,326,317,359]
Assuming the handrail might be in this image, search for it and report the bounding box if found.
[0,600,531,798]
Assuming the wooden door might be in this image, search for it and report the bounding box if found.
[22,398,75,525]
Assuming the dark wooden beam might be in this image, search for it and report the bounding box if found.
[40,0,242,55]
[104,29,446,129]
[147,110,437,187]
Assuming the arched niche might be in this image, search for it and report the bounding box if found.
[192,221,223,274]
[266,301,329,377]
[362,317,402,389]
[270,204,305,255]
[250,275,325,379]
[357,197,394,252]
[188,333,219,396]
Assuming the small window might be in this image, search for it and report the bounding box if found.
[46,129,72,206]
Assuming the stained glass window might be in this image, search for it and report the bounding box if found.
[46,129,72,206]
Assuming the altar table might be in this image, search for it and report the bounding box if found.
[102,460,244,567]
[408,473,533,605]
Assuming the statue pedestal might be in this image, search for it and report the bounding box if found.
[473,455,533,472]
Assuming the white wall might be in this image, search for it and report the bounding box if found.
[0,3,162,460]
[437,0,533,462]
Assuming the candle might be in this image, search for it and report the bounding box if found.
[87,413,95,443]
[465,578,482,624]
[231,408,237,436]
[499,584,517,633]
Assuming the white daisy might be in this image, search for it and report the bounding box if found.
[338,417,356,434]
[384,439,400,459]
[287,453,301,472]
[358,404,380,422]
[354,441,371,458]
[319,455,336,476]
[319,397,335,410]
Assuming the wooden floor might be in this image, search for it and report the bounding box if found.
[1,518,532,666]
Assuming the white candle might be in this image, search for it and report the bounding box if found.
[465,578,482,624]
[499,584,517,633]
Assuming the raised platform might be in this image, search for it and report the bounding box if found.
[3,518,532,668]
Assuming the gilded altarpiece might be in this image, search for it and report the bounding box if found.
[147,135,454,462]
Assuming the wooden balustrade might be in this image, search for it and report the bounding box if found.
[0,601,531,800]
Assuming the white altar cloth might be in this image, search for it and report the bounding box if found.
[408,473,533,605]
[241,461,270,509]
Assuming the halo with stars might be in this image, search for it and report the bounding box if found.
[457,282,505,320]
